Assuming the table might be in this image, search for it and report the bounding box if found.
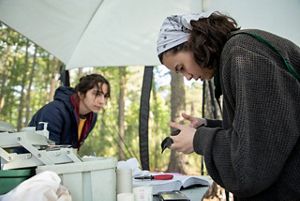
[153,186,210,201]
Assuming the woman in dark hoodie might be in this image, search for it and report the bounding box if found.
[29,73,110,149]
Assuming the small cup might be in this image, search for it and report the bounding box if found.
[117,193,134,201]
[117,168,132,194]
[133,186,153,201]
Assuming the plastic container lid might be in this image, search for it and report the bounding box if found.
[0,168,35,195]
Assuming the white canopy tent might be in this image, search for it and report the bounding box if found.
[206,0,300,46]
[0,0,299,70]
[1,0,299,170]
[0,0,205,69]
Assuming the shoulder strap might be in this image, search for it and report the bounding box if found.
[232,32,300,81]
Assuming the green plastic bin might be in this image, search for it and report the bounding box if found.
[0,168,35,195]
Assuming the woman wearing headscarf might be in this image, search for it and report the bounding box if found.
[157,11,300,201]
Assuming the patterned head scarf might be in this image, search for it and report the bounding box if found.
[156,11,213,56]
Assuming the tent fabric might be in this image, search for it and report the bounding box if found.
[207,0,300,46]
[0,1,299,69]
[0,0,203,69]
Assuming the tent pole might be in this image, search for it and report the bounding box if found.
[138,66,153,171]
[201,80,206,175]
[59,64,70,87]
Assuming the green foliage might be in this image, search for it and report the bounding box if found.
[0,25,205,174]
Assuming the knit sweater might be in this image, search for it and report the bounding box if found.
[193,29,300,201]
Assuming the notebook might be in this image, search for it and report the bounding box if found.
[133,173,211,195]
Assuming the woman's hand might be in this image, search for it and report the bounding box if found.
[182,113,207,128]
[169,122,196,154]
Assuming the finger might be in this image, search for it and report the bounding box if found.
[169,136,179,150]
[169,122,185,130]
[182,113,193,120]
[181,113,190,118]
[182,113,197,127]
[170,141,185,153]
[191,122,200,128]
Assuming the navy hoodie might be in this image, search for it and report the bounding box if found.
[29,86,97,148]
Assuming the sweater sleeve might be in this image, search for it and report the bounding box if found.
[205,119,222,127]
[193,46,300,197]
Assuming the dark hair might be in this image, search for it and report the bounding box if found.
[158,42,190,63]
[159,12,240,70]
[75,73,110,98]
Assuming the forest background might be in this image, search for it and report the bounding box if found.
[0,22,221,175]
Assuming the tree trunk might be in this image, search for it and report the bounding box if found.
[118,67,126,160]
[25,44,37,124]
[77,68,84,79]
[7,35,20,123]
[0,28,11,113]
[17,39,30,130]
[167,71,187,174]
[48,57,61,102]
[205,80,221,120]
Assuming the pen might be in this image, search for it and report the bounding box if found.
[134,174,174,180]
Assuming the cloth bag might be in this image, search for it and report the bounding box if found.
[0,171,71,201]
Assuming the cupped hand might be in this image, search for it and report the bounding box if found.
[182,113,207,128]
[169,122,196,154]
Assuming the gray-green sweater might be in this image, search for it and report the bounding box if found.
[194,29,300,201]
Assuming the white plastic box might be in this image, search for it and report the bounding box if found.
[36,157,117,201]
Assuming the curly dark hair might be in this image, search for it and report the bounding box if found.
[75,73,110,98]
[159,12,240,70]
